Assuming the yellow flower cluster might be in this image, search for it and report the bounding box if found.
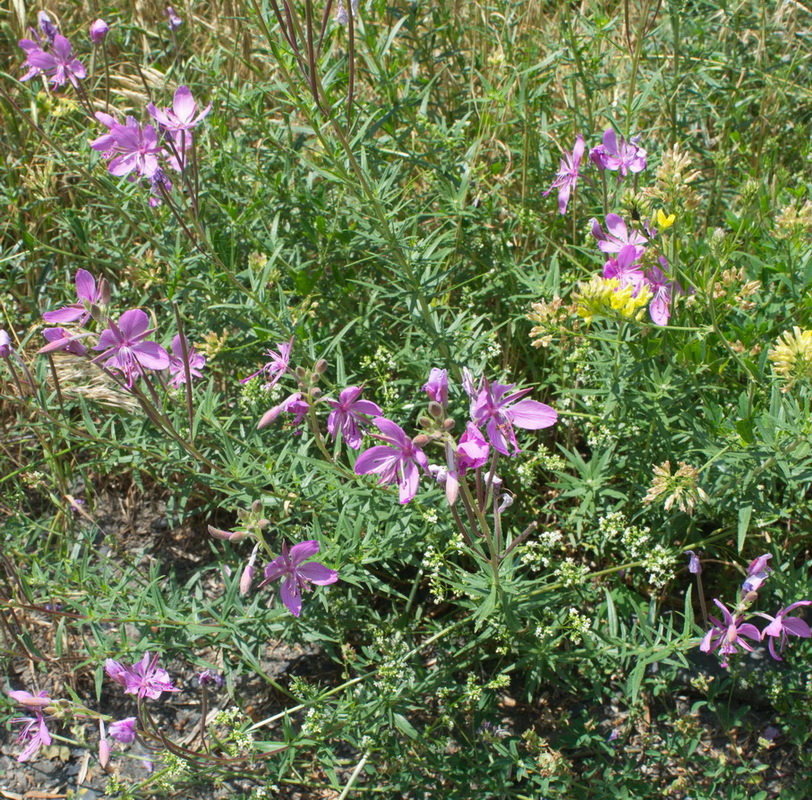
[768,326,812,388]
[572,276,653,324]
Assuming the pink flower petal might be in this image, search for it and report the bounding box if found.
[288,540,321,565]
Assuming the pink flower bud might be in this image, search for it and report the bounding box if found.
[90,19,109,43]
[240,563,255,595]
[0,330,11,358]
[207,524,246,542]
[98,720,110,768]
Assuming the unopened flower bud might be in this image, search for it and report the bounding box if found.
[98,720,110,769]
[442,417,455,431]
[295,366,307,380]
[251,499,262,514]
[427,400,443,419]
[314,359,328,374]
[240,543,260,595]
[412,434,430,447]
[240,564,255,595]
[418,416,433,429]
[207,524,246,542]
[0,330,12,359]
[310,387,322,399]
[90,18,109,43]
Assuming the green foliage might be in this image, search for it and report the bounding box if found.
[1,0,812,797]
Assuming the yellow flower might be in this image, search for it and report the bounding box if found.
[656,209,676,229]
[573,276,652,324]
[768,326,812,387]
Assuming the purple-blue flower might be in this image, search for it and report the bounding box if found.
[1,329,13,358]
[38,12,58,43]
[166,6,183,30]
[258,540,339,617]
[685,550,702,575]
[354,417,430,503]
[470,380,557,456]
[325,385,382,449]
[590,129,647,176]
[742,553,772,594]
[543,134,585,215]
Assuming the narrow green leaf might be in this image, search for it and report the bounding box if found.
[737,506,752,553]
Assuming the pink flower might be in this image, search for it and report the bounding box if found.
[325,385,382,449]
[90,114,163,179]
[12,710,51,762]
[105,652,179,700]
[457,422,490,471]
[602,244,646,293]
[470,380,557,456]
[90,19,109,43]
[257,392,310,430]
[644,257,681,326]
[241,337,293,388]
[761,601,811,661]
[699,599,761,668]
[108,717,137,743]
[422,368,448,407]
[355,417,430,503]
[543,134,585,215]
[39,327,91,356]
[590,129,647,176]
[92,309,170,387]
[168,333,206,388]
[43,269,107,326]
[590,214,647,255]
[258,540,339,617]
[147,86,211,135]
[19,33,86,88]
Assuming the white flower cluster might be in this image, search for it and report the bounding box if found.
[555,557,589,587]
[372,629,416,695]
[566,607,592,644]
[642,543,676,589]
[521,529,563,572]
